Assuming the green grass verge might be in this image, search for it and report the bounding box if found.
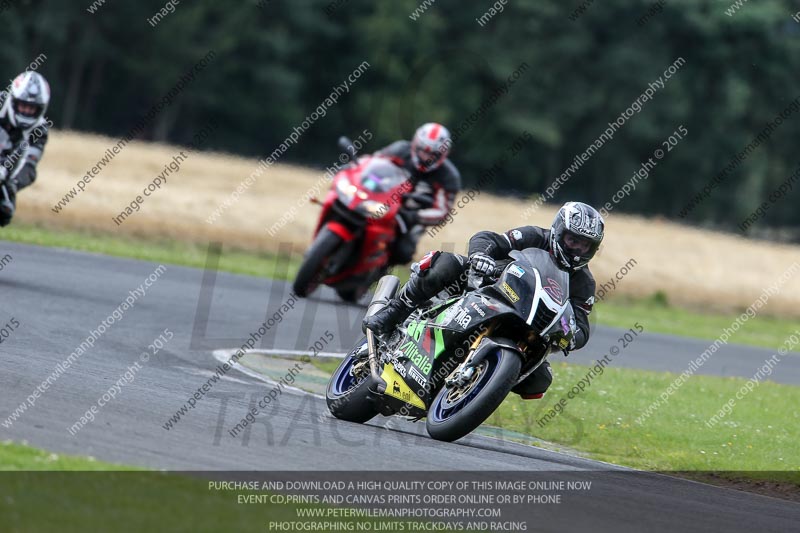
[0,441,137,471]
[3,222,798,352]
[489,362,799,478]
[1,223,302,280]
[309,359,800,491]
[595,296,798,352]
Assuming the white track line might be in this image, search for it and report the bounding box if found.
[209,347,637,468]
[245,348,346,359]
[211,348,325,399]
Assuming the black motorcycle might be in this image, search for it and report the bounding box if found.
[326,248,576,442]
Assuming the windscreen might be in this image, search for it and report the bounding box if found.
[358,158,409,193]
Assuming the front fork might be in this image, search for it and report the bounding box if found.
[445,322,495,388]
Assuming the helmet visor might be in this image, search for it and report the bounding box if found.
[562,231,593,255]
[14,100,43,118]
[412,144,442,172]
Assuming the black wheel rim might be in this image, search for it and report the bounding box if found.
[331,339,368,396]
[429,349,501,423]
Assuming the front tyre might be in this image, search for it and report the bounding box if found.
[293,226,342,297]
[326,337,378,423]
[426,347,522,442]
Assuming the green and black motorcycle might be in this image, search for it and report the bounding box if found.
[326,248,576,442]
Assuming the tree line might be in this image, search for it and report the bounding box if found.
[2,0,798,237]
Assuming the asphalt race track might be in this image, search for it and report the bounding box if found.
[1,242,799,532]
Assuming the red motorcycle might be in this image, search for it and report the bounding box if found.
[293,141,429,302]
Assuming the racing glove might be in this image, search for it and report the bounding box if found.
[552,307,578,354]
[469,252,496,276]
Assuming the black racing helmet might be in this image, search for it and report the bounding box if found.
[549,201,604,271]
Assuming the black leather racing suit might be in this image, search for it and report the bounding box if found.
[0,93,49,226]
[403,225,597,396]
[377,140,461,264]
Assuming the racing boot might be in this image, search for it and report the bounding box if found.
[362,275,426,337]
[511,361,552,399]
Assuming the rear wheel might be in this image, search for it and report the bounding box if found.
[426,347,521,442]
[293,227,342,297]
[326,337,378,423]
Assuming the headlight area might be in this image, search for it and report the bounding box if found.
[335,178,358,204]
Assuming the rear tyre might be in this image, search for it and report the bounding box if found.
[293,227,342,297]
[326,337,378,423]
[426,346,521,442]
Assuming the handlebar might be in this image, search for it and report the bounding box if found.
[466,266,497,290]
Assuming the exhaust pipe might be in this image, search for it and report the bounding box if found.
[363,275,400,393]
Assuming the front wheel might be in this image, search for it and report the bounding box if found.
[426,347,522,442]
[326,337,378,423]
[293,226,342,297]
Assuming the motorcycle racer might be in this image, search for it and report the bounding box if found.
[0,71,51,227]
[363,201,604,399]
[376,122,461,265]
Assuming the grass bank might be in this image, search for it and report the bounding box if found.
[309,358,800,498]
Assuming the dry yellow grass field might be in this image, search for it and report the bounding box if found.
[18,130,800,317]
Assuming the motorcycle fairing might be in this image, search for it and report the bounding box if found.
[379,363,426,413]
[377,248,573,414]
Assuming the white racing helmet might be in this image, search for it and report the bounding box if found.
[1,72,50,130]
[410,122,451,173]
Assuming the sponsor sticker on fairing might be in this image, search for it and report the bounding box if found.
[509,265,525,278]
[393,361,407,377]
[408,366,426,387]
[501,282,520,303]
[470,302,486,317]
[454,305,472,328]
